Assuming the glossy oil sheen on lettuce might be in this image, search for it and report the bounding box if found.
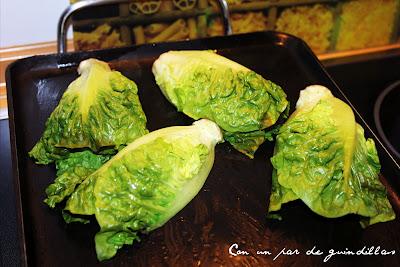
[152,50,289,158]
[269,85,395,227]
[29,59,148,164]
[65,119,223,261]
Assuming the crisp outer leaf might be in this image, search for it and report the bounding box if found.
[55,150,111,176]
[62,211,90,224]
[224,130,266,158]
[66,119,223,260]
[152,50,288,157]
[269,85,395,226]
[29,59,148,164]
[224,125,283,158]
[65,175,98,216]
[95,230,138,261]
[44,150,111,208]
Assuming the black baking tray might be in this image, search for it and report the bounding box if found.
[6,32,400,266]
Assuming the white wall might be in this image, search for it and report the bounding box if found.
[0,0,70,47]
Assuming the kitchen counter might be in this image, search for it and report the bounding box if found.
[0,51,399,267]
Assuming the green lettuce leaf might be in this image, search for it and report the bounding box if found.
[95,230,138,261]
[152,50,288,157]
[269,85,395,227]
[224,124,283,158]
[65,119,223,260]
[224,130,266,158]
[44,150,112,208]
[29,59,148,164]
[62,211,90,224]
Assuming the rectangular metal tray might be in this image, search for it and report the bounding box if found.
[6,32,400,266]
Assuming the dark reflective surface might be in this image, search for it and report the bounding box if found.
[5,32,400,266]
[376,81,400,158]
[0,119,20,267]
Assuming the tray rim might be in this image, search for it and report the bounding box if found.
[6,60,28,267]
[5,31,400,266]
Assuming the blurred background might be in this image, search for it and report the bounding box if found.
[1,0,399,119]
[0,0,69,47]
[66,0,400,53]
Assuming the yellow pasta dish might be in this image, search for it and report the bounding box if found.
[275,4,334,54]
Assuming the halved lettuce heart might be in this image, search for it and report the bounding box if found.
[65,119,223,261]
[29,58,148,164]
[269,85,395,227]
[152,50,289,158]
